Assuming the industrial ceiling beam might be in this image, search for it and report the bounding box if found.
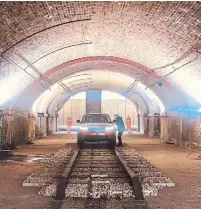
[58,81,71,92]
[0,55,51,91]
[123,80,139,96]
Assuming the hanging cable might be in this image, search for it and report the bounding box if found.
[145,51,201,90]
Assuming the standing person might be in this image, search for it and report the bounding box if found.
[114,114,125,147]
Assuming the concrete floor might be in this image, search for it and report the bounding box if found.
[0,134,201,209]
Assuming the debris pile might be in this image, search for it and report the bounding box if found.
[117,147,175,196]
[23,147,74,187]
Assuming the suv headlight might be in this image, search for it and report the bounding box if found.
[105,126,115,132]
[79,127,88,131]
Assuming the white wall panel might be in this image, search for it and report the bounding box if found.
[58,97,138,127]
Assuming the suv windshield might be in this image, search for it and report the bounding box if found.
[82,114,111,123]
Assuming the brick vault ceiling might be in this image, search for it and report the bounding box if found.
[0,1,201,113]
[32,70,163,115]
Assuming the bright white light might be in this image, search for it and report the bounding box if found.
[198,108,201,113]
[79,126,88,131]
[70,91,125,100]
[71,92,86,99]
[102,91,125,99]
[105,126,116,131]
[0,72,27,105]
[138,83,165,113]
[173,70,201,104]
[32,83,61,113]
[32,90,47,113]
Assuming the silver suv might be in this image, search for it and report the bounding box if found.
[76,113,116,147]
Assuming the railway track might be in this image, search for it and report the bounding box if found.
[22,143,175,208]
[50,146,149,209]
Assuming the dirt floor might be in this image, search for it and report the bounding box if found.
[0,134,201,209]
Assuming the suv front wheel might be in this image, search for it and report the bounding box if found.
[110,137,116,148]
[77,137,84,148]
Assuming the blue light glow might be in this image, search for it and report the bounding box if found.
[168,106,201,117]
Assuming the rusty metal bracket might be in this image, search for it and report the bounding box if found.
[55,148,80,200]
[115,149,144,200]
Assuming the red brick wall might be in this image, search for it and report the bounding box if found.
[161,116,201,150]
[144,116,160,137]
[1,111,37,149]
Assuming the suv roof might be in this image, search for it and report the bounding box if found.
[84,113,108,115]
[81,113,112,123]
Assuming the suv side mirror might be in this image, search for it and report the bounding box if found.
[76,120,80,123]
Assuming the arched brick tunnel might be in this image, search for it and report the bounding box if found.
[0,2,201,209]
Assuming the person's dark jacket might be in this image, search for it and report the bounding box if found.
[115,116,125,132]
